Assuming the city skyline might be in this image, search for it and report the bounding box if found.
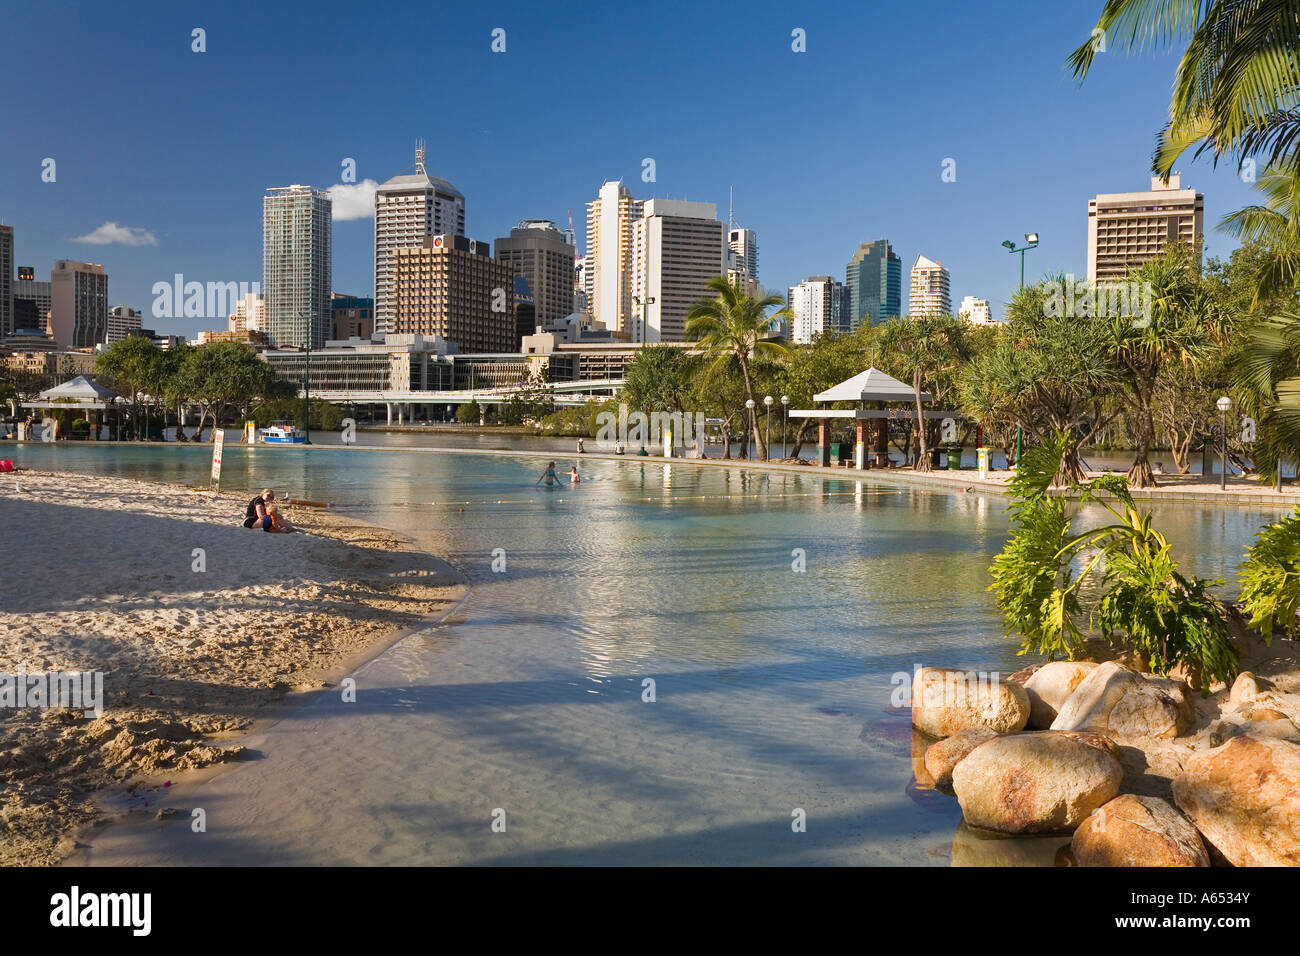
[0,0,1264,340]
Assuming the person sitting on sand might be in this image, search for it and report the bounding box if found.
[537,461,559,486]
[567,464,581,484]
[243,488,275,531]
[266,503,295,533]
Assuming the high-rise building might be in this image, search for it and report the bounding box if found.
[845,239,901,328]
[0,225,12,338]
[13,273,51,333]
[494,220,576,332]
[585,181,644,337]
[106,306,143,343]
[330,294,374,341]
[263,185,332,349]
[228,292,264,334]
[788,276,849,344]
[391,235,516,353]
[727,227,759,294]
[632,199,727,342]
[959,295,995,325]
[1087,173,1204,283]
[374,145,465,336]
[50,260,108,349]
[909,255,951,316]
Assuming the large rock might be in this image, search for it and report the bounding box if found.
[1229,671,1274,709]
[911,667,1030,738]
[1023,661,1098,729]
[1173,734,1300,866]
[1050,661,1193,739]
[924,727,998,787]
[1208,705,1300,747]
[1071,794,1209,867]
[951,732,1123,834]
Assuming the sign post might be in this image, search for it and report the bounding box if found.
[211,428,225,491]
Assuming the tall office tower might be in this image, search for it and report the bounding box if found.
[50,260,108,348]
[958,295,995,325]
[390,235,515,353]
[845,239,902,328]
[105,306,143,343]
[585,181,644,336]
[1087,173,1204,283]
[330,294,374,340]
[228,292,265,333]
[374,144,465,336]
[727,227,759,293]
[263,185,332,349]
[788,276,848,344]
[909,254,951,316]
[494,220,576,331]
[13,272,51,332]
[0,225,12,337]
[632,199,727,343]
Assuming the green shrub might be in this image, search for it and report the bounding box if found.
[1238,506,1300,640]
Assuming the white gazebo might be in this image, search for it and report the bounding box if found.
[21,375,122,440]
[791,367,954,469]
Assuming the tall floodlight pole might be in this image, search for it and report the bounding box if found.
[1002,233,1039,463]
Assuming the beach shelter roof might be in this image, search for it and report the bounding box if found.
[37,376,120,402]
[813,367,929,404]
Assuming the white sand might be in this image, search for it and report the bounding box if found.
[0,470,464,865]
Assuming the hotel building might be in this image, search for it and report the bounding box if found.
[909,255,951,316]
[788,276,849,344]
[632,199,727,342]
[585,181,644,337]
[1087,173,1204,283]
[391,235,516,354]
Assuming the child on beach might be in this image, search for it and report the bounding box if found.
[566,464,581,484]
[266,503,296,533]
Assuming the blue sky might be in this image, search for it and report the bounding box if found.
[0,0,1262,338]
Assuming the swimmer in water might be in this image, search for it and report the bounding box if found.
[566,464,581,483]
[536,461,559,485]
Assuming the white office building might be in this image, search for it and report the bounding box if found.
[727,227,759,293]
[585,181,644,337]
[958,295,995,325]
[632,199,726,343]
[788,276,848,344]
[263,185,332,349]
[374,144,465,336]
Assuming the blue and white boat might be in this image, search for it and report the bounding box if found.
[259,423,307,444]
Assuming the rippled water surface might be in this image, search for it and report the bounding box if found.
[8,441,1285,865]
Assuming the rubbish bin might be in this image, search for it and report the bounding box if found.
[946,446,962,470]
[977,447,991,479]
[929,446,942,468]
[828,442,842,463]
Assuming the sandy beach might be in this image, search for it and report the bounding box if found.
[0,470,465,866]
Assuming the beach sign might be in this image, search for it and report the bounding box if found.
[211,428,225,489]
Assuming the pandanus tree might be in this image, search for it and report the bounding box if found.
[990,432,1238,689]
[875,315,973,472]
[685,277,790,460]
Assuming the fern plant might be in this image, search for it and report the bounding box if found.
[990,431,1238,687]
[1238,506,1300,640]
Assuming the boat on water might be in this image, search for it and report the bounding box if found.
[259,422,307,444]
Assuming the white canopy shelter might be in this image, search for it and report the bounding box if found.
[812,367,929,405]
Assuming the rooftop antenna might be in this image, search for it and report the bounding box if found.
[414,139,427,175]
[729,186,736,229]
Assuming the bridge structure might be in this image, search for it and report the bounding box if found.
[301,378,626,424]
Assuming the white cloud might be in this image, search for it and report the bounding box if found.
[326,179,379,221]
[73,221,158,246]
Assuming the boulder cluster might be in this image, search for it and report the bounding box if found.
[911,661,1300,866]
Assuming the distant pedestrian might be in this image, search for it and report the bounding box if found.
[576,437,585,454]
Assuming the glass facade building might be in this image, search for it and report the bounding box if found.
[845,238,901,328]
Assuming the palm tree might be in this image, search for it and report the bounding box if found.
[685,277,790,459]
[1069,1,1300,178]
[1220,160,1300,306]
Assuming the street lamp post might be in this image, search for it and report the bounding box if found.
[1217,396,1234,491]
[1002,233,1039,463]
[781,395,790,460]
[764,395,773,461]
[745,398,756,460]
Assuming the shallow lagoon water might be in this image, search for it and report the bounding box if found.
[7,441,1285,865]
